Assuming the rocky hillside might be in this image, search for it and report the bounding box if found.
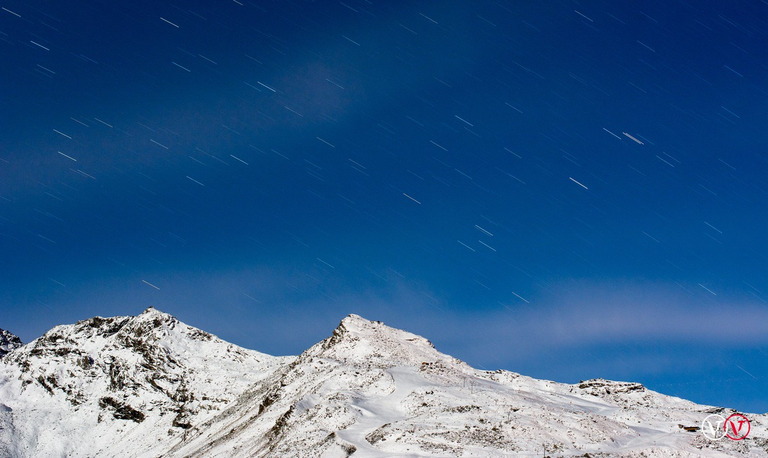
[1,309,766,457]
[0,329,21,359]
[0,308,289,457]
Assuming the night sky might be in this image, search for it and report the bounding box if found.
[2,1,767,413]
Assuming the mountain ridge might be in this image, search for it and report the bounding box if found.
[0,307,289,457]
[1,308,765,457]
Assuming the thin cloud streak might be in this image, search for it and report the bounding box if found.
[452,282,768,353]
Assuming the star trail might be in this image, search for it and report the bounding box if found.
[1,0,767,412]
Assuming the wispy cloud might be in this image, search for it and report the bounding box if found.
[15,268,767,357]
[506,280,768,346]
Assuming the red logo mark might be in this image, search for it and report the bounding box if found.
[724,413,750,441]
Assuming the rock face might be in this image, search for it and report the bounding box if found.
[0,308,289,457]
[1,310,766,457]
[0,329,22,360]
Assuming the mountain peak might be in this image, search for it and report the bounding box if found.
[0,329,22,359]
[336,313,387,334]
[2,310,767,457]
[0,309,285,457]
[126,306,179,331]
[138,306,167,318]
[305,314,461,369]
[65,307,179,341]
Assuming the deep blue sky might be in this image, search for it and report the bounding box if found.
[2,1,767,413]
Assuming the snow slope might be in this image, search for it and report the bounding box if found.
[1,310,766,457]
[0,308,289,457]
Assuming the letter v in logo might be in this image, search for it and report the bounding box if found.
[724,413,751,441]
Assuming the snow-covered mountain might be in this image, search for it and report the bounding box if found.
[0,308,289,457]
[1,309,765,457]
[0,329,22,360]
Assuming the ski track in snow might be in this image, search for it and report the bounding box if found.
[336,367,423,456]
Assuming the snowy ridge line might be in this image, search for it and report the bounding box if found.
[0,308,765,457]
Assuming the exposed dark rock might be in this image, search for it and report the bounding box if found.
[99,397,146,423]
[0,329,22,359]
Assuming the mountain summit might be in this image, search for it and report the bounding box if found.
[304,314,461,368]
[0,307,288,457]
[1,309,765,457]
